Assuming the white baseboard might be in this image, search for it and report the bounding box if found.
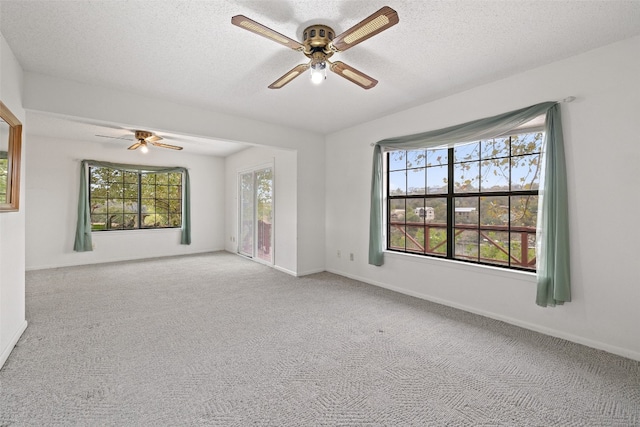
[225,249,323,278]
[0,320,28,370]
[326,268,640,362]
[296,268,325,277]
[273,265,297,277]
[25,249,223,271]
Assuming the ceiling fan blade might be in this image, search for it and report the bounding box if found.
[95,134,134,141]
[329,6,399,52]
[329,61,378,89]
[150,141,183,150]
[232,15,304,51]
[128,142,142,150]
[146,135,162,143]
[268,63,310,89]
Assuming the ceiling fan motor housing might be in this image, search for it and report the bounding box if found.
[135,130,153,141]
[303,24,336,61]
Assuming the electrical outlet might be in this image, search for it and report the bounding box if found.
[92,242,96,249]
[349,253,354,261]
[337,250,341,258]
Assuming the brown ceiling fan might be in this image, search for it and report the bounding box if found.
[128,131,182,152]
[231,6,399,90]
[96,130,183,152]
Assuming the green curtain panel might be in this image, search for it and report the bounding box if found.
[73,160,191,252]
[535,105,571,307]
[368,102,570,306]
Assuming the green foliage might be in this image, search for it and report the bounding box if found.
[389,227,406,249]
[0,158,7,203]
[256,169,273,222]
[428,228,447,254]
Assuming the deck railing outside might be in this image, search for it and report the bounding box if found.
[389,221,536,270]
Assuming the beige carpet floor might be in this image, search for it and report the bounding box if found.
[1,252,638,426]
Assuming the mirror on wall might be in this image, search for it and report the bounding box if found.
[0,101,22,212]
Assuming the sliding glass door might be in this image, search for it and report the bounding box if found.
[239,172,254,257]
[238,166,273,264]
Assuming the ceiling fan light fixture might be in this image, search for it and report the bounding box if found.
[310,61,326,85]
[140,142,149,153]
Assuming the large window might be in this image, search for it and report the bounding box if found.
[89,166,183,231]
[387,130,542,271]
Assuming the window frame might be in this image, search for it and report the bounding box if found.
[88,166,184,232]
[385,128,543,272]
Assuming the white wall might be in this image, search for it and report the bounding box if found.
[23,73,325,275]
[25,135,225,269]
[224,146,297,275]
[325,36,640,360]
[0,34,27,369]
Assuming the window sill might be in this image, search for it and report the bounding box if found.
[383,250,536,283]
[92,228,181,236]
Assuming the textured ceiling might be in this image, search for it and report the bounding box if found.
[1,0,640,153]
[23,113,251,156]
